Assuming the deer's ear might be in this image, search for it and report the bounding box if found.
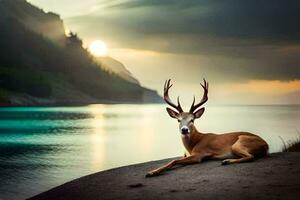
[194,108,205,119]
[166,107,179,119]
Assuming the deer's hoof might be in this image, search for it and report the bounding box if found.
[221,160,230,165]
[145,173,153,178]
[145,171,159,178]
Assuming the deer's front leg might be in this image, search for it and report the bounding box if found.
[145,154,203,178]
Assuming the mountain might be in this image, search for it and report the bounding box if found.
[96,56,140,84]
[0,0,66,45]
[0,0,162,106]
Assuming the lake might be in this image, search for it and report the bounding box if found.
[0,104,299,200]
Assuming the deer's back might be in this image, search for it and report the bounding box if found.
[192,131,266,156]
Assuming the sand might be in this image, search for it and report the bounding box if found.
[29,152,300,200]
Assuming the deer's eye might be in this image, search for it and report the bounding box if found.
[191,119,194,123]
[177,119,181,122]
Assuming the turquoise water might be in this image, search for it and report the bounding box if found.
[0,105,299,200]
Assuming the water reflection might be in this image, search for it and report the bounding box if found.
[0,105,299,200]
[89,105,107,171]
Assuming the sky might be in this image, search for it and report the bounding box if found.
[28,0,300,105]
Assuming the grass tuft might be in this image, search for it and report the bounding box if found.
[281,130,300,152]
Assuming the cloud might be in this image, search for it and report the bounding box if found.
[64,0,300,82]
[66,1,300,52]
[108,0,300,41]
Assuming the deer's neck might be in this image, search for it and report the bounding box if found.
[181,125,203,154]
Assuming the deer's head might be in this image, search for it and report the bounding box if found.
[164,79,209,135]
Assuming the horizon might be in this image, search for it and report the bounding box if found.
[27,0,300,105]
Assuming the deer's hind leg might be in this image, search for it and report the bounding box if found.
[221,135,259,165]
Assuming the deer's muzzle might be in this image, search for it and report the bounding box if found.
[181,126,189,135]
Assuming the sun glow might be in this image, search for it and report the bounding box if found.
[89,40,108,57]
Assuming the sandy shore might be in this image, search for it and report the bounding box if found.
[29,152,300,200]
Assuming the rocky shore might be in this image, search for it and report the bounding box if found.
[29,153,300,200]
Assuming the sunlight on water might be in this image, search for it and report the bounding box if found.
[89,105,106,171]
[0,104,299,200]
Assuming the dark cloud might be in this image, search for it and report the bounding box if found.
[68,0,300,51]
[65,0,300,81]
[109,0,300,41]
[108,0,177,9]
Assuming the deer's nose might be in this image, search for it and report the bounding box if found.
[181,127,189,135]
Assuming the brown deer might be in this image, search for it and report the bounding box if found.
[146,79,268,177]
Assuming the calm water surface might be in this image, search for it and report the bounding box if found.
[0,104,299,200]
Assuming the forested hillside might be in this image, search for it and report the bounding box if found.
[0,0,161,105]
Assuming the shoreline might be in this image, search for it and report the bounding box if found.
[29,152,300,200]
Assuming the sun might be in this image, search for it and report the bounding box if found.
[89,40,108,57]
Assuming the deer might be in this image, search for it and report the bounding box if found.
[146,79,269,177]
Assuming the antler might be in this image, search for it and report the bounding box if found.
[164,79,183,113]
[189,79,209,113]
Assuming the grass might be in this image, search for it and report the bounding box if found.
[280,130,300,152]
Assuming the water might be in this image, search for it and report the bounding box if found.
[0,104,299,200]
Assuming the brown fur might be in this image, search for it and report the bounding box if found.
[146,125,268,177]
